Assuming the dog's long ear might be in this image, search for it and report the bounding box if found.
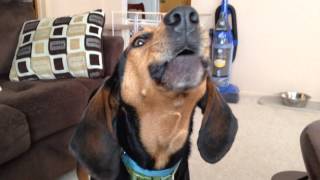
[69,72,121,180]
[197,79,238,163]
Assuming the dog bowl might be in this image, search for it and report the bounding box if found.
[280,91,311,108]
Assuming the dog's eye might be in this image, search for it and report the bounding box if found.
[133,38,146,48]
[132,33,153,48]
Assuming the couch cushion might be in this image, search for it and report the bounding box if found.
[9,9,106,81]
[0,2,35,77]
[0,126,77,180]
[0,79,91,142]
[76,77,103,93]
[0,104,30,165]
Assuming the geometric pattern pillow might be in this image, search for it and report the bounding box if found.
[9,9,105,81]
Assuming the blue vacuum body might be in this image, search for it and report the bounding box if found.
[211,0,239,103]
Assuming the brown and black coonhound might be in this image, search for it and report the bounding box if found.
[70,6,238,180]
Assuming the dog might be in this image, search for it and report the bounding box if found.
[70,6,238,180]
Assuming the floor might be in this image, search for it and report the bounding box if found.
[59,95,320,180]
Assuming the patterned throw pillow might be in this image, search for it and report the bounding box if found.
[9,9,105,81]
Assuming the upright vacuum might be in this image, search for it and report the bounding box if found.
[211,0,239,103]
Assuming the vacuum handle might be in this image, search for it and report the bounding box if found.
[215,4,238,62]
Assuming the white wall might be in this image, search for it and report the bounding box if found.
[38,0,124,24]
[43,0,104,17]
[192,0,320,101]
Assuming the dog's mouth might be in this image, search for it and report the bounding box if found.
[149,48,208,92]
[176,49,196,56]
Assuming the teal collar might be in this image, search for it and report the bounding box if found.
[121,151,181,180]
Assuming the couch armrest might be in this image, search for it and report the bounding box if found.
[0,104,30,165]
[0,80,90,142]
[102,35,124,77]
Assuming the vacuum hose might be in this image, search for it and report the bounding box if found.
[215,4,238,62]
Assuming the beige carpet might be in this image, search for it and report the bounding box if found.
[59,95,320,180]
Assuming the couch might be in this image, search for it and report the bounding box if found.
[300,120,320,180]
[0,2,124,180]
[272,120,320,180]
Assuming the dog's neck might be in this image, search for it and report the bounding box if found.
[137,96,196,169]
[116,100,193,170]
[118,80,206,170]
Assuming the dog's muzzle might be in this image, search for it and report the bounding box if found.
[149,6,208,92]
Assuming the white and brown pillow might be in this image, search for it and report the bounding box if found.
[9,9,105,81]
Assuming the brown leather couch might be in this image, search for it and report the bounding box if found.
[0,2,124,180]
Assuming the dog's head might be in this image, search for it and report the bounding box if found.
[70,6,237,179]
[122,6,210,94]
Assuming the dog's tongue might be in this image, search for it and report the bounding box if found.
[162,55,204,90]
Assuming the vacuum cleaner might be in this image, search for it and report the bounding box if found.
[210,0,239,103]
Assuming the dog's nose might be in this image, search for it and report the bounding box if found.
[164,6,199,33]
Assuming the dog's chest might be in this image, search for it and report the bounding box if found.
[138,101,194,169]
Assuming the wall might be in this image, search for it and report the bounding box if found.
[192,0,320,101]
[38,0,124,24]
[43,0,104,17]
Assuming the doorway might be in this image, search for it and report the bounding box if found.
[160,0,191,12]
